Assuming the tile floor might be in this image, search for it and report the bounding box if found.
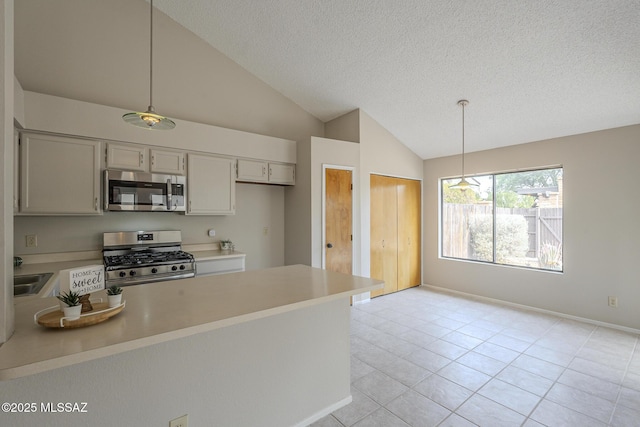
[311,286,640,427]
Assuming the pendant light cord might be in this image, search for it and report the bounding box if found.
[149,0,154,109]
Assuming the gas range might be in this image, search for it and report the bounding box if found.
[103,230,195,287]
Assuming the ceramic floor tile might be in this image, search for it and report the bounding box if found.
[495,365,554,396]
[530,399,607,427]
[378,356,430,387]
[341,288,638,427]
[623,371,640,391]
[472,341,520,364]
[524,343,575,367]
[441,331,484,350]
[545,383,615,423]
[331,388,380,427]
[396,329,438,349]
[351,407,410,427]
[386,389,451,426]
[456,394,526,426]
[351,355,376,382]
[425,339,468,359]
[438,413,478,427]
[617,386,640,409]
[456,351,507,376]
[477,378,541,416]
[511,354,565,381]
[568,356,625,384]
[557,368,621,402]
[437,362,491,392]
[456,324,496,341]
[487,333,531,352]
[610,403,640,427]
[310,414,344,427]
[413,374,474,411]
[403,347,452,372]
[352,370,409,405]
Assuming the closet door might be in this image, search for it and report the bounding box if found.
[398,178,422,290]
[370,175,398,297]
[371,174,421,297]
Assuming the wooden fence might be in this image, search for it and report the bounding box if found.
[442,204,563,261]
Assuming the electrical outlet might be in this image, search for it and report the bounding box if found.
[26,234,38,248]
[608,296,618,308]
[263,227,269,236]
[169,414,188,427]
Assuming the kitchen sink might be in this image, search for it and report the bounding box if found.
[14,272,53,296]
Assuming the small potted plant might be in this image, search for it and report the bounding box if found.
[57,290,82,320]
[106,285,123,308]
[220,239,233,251]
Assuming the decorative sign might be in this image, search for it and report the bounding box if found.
[59,265,105,296]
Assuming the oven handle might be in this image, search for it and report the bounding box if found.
[166,178,172,211]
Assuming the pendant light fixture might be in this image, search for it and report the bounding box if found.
[122,0,175,130]
[450,99,478,190]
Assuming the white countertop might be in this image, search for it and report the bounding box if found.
[13,249,246,300]
[0,264,382,380]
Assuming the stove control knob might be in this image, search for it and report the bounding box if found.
[119,271,126,278]
[151,268,158,274]
[171,265,178,271]
[179,265,186,270]
[130,270,137,276]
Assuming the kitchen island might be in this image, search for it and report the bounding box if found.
[0,265,382,427]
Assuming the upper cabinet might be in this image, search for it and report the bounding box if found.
[106,144,185,175]
[237,159,295,185]
[18,132,102,215]
[268,163,295,185]
[150,149,185,175]
[187,153,236,215]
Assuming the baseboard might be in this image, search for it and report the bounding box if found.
[292,395,352,427]
[422,284,640,336]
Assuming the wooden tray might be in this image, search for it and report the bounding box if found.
[35,301,125,329]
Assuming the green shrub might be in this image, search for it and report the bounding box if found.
[469,214,529,263]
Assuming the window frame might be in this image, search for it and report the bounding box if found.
[440,166,563,272]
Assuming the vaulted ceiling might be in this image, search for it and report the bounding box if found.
[15,0,640,159]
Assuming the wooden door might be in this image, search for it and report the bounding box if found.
[325,168,353,274]
[370,175,398,297]
[398,178,421,290]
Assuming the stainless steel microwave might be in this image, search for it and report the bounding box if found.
[104,170,186,212]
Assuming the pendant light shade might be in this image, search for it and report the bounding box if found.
[122,0,175,130]
[450,99,478,190]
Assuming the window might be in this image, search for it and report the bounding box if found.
[441,167,563,271]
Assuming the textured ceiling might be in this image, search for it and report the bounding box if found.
[152,0,640,159]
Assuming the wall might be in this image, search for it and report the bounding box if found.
[15,183,284,271]
[0,0,14,344]
[423,125,640,330]
[358,110,424,277]
[309,137,360,272]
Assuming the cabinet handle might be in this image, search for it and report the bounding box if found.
[326,243,333,248]
[94,197,98,211]
[166,178,172,211]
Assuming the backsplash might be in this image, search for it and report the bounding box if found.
[14,184,285,270]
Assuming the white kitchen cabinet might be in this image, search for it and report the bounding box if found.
[19,132,102,215]
[14,130,19,213]
[196,255,246,276]
[237,159,295,185]
[237,159,268,182]
[187,153,236,215]
[150,149,185,175]
[106,143,146,171]
[268,163,295,185]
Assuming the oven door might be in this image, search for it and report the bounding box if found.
[104,170,186,212]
